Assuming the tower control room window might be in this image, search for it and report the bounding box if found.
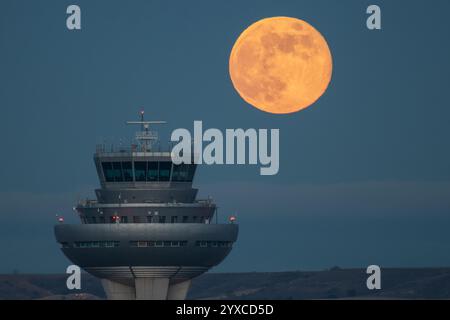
[172,164,188,182]
[134,161,147,181]
[172,164,196,182]
[102,162,114,182]
[103,162,134,183]
[147,162,158,181]
[122,161,133,182]
[159,162,171,181]
[134,161,172,182]
[111,162,123,182]
[187,164,196,181]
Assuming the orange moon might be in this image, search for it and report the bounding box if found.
[229,17,333,114]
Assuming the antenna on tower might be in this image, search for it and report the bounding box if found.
[126,110,167,152]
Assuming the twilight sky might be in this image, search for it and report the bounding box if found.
[1,0,450,273]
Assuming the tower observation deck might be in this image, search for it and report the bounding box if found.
[54,111,239,300]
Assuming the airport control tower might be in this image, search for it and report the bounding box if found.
[54,111,239,300]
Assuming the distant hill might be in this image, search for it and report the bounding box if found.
[1,268,450,300]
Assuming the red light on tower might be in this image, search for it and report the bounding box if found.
[229,215,236,223]
[58,216,64,223]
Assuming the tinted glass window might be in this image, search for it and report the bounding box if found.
[122,162,133,181]
[112,162,123,182]
[172,164,196,182]
[147,162,158,181]
[187,164,196,182]
[172,164,187,181]
[159,162,171,181]
[102,162,114,182]
[134,161,147,181]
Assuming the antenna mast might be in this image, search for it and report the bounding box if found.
[126,110,167,152]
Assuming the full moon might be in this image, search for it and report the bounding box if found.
[229,17,333,114]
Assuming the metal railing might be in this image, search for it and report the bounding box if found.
[135,131,158,140]
[95,141,178,154]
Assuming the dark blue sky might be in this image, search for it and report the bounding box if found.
[1,0,450,273]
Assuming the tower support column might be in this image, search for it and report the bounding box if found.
[135,277,170,300]
[167,279,191,300]
[101,279,136,300]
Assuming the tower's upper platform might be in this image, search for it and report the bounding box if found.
[91,111,198,204]
[94,111,196,187]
